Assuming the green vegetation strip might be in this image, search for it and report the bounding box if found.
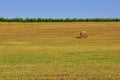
[0,17,120,22]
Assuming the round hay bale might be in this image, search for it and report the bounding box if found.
[80,31,88,38]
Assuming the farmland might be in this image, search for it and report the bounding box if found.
[0,22,120,80]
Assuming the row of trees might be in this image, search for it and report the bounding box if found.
[0,17,120,22]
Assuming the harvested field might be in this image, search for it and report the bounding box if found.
[0,22,120,80]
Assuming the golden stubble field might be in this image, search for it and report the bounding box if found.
[0,22,120,80]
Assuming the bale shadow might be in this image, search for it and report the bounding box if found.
[75,37,81,39]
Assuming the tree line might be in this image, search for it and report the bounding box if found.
[0,17,120,22]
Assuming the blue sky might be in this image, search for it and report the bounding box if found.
[0,0,120,18]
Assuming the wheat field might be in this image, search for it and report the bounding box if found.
[0,22,120,80]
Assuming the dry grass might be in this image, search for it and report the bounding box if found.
[0,22,120,80]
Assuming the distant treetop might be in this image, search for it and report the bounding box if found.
[0,17,120,22]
